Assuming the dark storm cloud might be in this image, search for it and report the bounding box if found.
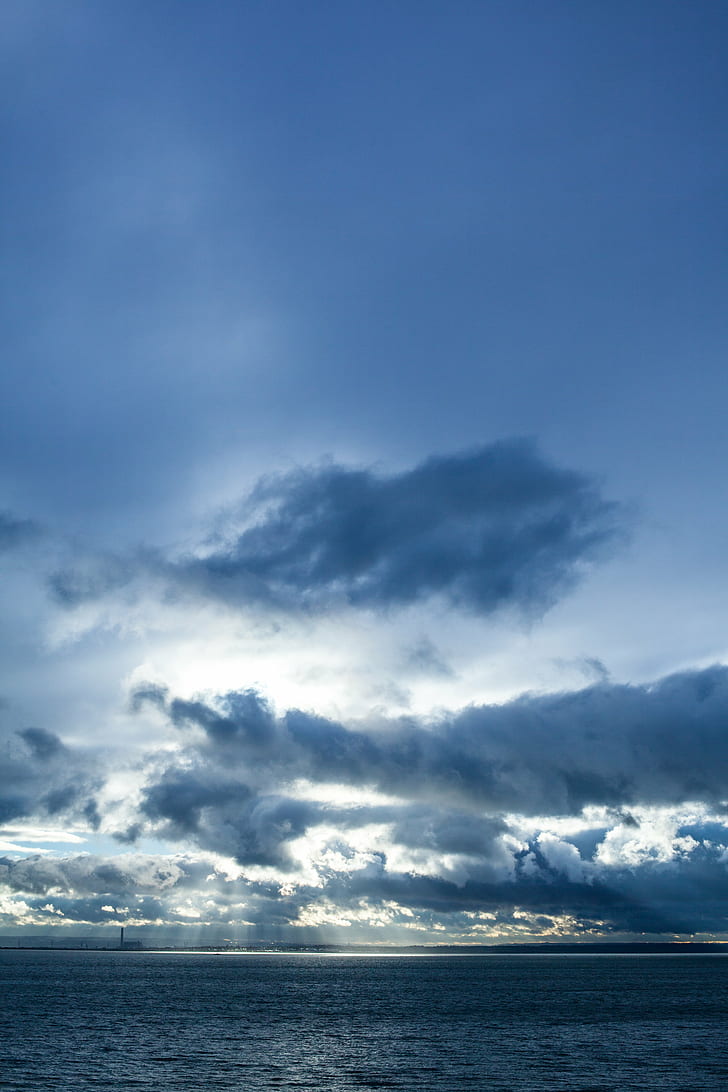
[50,441,624,618]
[299,831,728,936]
[395,878,677,935]
[141,779,513,874]
[178,440,622,615]
[139,772,311,867]
[168,690,277,746]
[18,727,65,761]
[142,769,248,836]
[142,775,337,870]
[0,727,100,825]
[612,848,728,935]
[341,865,621,921]
[134,664,728,832]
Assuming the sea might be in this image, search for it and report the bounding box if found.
[1,950,726,1091]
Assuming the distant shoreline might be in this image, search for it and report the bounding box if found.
[2,941,727,955]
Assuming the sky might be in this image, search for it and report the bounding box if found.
[1,0,728,946]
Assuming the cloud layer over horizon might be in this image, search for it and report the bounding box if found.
[2,664,727,941]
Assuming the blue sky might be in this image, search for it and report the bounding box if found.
[1,0,728,944]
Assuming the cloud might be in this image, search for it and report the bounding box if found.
[180,439,623,615]
[4,665,728,938]
[2,812,727,937]
[100,664,728,936]
[50,440,624,619]
[0,726,100,826]
[0,853,184,898]
[0,852,254,928]
[0,511,40,551]
[133,664,728,827]
[18,727,65,761]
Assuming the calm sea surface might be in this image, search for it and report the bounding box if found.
[1,950,726,1090]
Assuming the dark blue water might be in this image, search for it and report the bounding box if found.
[1,951,726,1090]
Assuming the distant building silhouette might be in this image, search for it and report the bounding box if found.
[118,926,143,951]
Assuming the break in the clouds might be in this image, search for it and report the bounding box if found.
[52,440,622,619]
